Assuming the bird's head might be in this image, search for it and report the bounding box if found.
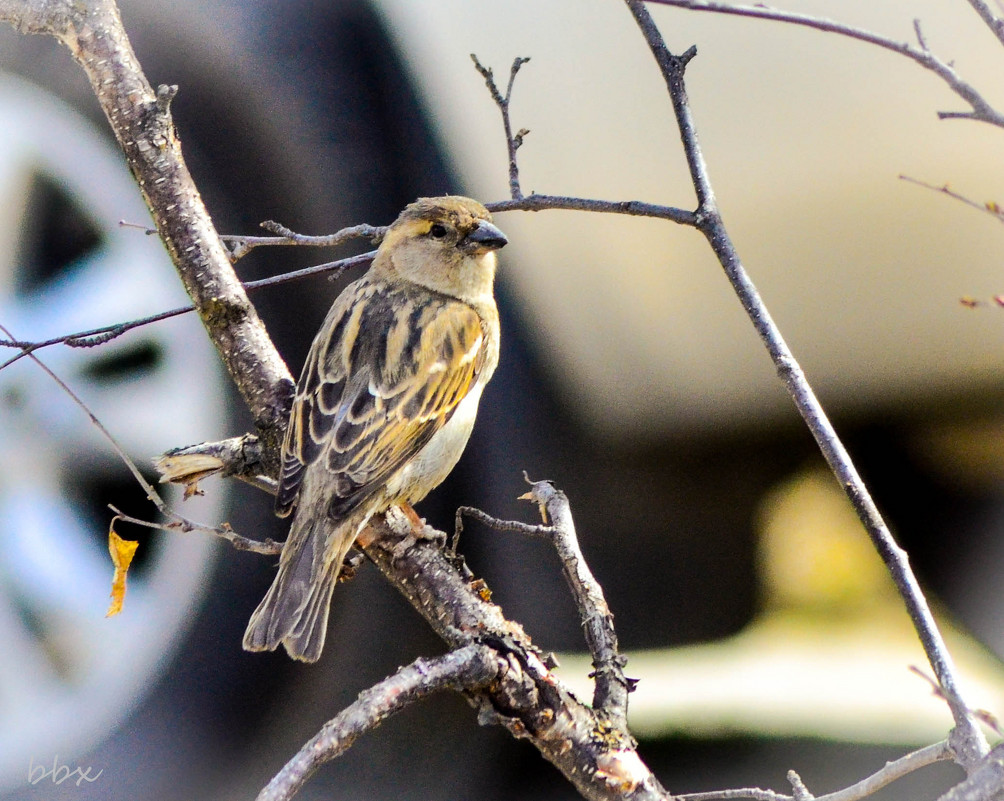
[374,196,507,305]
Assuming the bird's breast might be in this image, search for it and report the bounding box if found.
[384,382,486,505]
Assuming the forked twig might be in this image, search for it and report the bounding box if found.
[471,54,532,199]
[108,505,282,555]
[521,477,633,729]
[224,221,385,261]
[643,0,1004,126]
[457,476,632,730]
[675,741,952,801]
[0,321,281,557]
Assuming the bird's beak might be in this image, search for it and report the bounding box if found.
[462,220,508,252]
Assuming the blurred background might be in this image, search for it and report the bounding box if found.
[2,0,1004,798]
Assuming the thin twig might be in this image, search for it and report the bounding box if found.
[0,322,281,556]
[676,741,952,801]
[0,322,171,516]
[899,174,1004,224]
[471,54,531,199]
[520,476,633,729]
[486,194,696,225]
[676,791,781,801]
[453,505,554,552]
[224,222,385,262]
[108,505,282,555]
[623,0,989,768]
[0,303,192,371]
[257,645,499,801]
[820,741,952,801]
[243,250,376,290]
[122,218,385,262]
[0,251,376,370]
[643,0,1004,127]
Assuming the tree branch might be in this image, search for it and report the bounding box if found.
[643,0,1004,127]
[899,174,1004,225]
[7,1,996,798]
[257,644,500,801]
[224,221,385,262]
[155,434,276,495]
[0,251,376,371]
[108,505,282,556]
[354,509,668,801]
[936,741,1004,801]
[962,0,1004,51]
[0,0,296,471]
[471,53,531,199]
[623,0,989,770]
[677,741,952,801]
[487,193,696,225]
[457,480,633,729]
[521,478,633,730]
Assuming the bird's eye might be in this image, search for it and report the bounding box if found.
[429,223,448,239]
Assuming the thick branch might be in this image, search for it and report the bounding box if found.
[257,645,500,801]
[356,510,668,801]
[936,741,1004,801]
[0,0,295,471]
[623,0,989,769]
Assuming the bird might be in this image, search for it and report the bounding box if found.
[243,196,506,662]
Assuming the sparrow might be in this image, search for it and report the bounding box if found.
[243,196,506,662]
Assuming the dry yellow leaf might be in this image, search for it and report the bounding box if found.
[107,523,139,617]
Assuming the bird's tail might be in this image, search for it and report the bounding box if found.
[242,513,358,663]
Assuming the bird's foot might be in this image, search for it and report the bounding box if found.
[395,502,447,545]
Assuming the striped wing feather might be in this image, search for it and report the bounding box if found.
[275,280,485,520]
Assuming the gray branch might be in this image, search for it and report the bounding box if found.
[962,0,1004,51]
[355,510,669,801]
[522,479,633,730]
[643,0,1004,127]
[6,1,999,799]
[457,480,633,729]
[936,741,1004,801]
[257,645,500,801]
[622,0,989,771]
[0,0,296,471]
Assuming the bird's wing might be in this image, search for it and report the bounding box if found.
[275,282,487,519]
